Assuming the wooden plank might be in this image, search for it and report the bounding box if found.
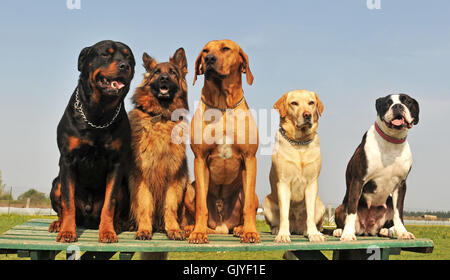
[0,236,434,254]
[2,226,431,244]
[0,219,434,256]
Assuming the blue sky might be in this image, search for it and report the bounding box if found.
[0,0,449,210]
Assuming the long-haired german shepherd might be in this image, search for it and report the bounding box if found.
[128,48,191,240]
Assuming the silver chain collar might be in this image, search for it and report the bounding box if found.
[279,127,314,146]
[201,96,244,112]
[73,87,122,129]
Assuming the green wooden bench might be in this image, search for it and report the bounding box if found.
[0,219,433,260]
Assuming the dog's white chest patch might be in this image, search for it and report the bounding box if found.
[217,136,233,159]
[363,126,412,206]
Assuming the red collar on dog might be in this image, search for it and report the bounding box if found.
[374,122,406,144]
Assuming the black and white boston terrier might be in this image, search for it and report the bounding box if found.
[333,94,419,241]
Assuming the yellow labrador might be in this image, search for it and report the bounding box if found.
[263,90,326,242]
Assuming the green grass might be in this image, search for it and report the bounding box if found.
[0,214,448,260]
[0,214,61,260]
[390,225,450,260]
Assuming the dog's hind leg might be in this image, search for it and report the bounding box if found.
[263,194,280,235]
[49,177,63,233]
[333,204,346,237]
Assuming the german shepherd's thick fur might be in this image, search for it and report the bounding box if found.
[128,48,191,240]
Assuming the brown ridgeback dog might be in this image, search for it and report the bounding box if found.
[186,39,260,244]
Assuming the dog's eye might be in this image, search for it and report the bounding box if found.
[169,69,176,75]
[222,47,230,52]
[290,101,298,106]
[203,49,209,53]
[154,69,161,74]
[401,96,411,104]
[309,101,315,106]
[101,53,110,58]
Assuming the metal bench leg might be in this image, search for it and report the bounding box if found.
[30,250,57,260]
[80,252,116,260]
[332,248,391,260]
[119,252,135,260]
[285,250,328,260]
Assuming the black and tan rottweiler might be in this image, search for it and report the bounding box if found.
[49,40,135,243]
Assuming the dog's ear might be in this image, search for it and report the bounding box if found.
[142,52,158,73]
[375,96,385,117]
[239,47,254,85]
[78,47,91,72]
[410,97,420,125]
[193,51,204,86]
[274,94,288,118]
[170,47,188,77]
[314,92,324,117]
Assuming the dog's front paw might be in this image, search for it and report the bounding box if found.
[241,231,261,243]
[271,226,279,235]
[167,229,186,241]
[233,225,244,237]
[135,230,152,240]
[379,228,394,238]
[308,232,326,242]
[340,233,357,241]
[56,230,78,243]
[333,228,342,237]
[397,231,415,240]
[48,220,61,233]
[183,225,194,237]
[188,231,209,244]
[99,230,118,243]
[275,232,291,243]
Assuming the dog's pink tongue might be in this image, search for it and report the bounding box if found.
[111,81,125,89]
[391,119,404,126]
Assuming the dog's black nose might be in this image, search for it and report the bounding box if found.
[159,74,170,82]
[204,54,217,65]
[303,111,312,120]
[118,62,130,71]
[392,104,404,111]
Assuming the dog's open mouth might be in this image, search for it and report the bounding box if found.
[385,116,412,130]
[96,75,127,92]
[158,85,171,98]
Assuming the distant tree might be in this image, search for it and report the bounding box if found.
[17,189,50,204]
[0,170,12,200]
[0,170,5,195]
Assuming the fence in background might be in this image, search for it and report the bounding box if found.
[404,220,450,226]
[0,207,56,216]
[1,207,449,225]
